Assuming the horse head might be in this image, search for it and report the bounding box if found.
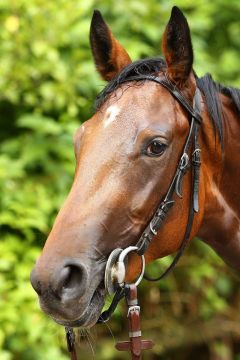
[30,7,206,328]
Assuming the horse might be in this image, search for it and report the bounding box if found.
[30,6,240,330]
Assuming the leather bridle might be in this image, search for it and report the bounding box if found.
[65,74,202,359]
[98,74,202,321]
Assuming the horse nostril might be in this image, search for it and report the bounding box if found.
[55,264,88,302]
[30,268,42,296]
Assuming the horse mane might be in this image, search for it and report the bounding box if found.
[95,57,240,146]
[196,74,240,147]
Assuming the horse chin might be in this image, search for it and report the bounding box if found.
[51,285,106,328]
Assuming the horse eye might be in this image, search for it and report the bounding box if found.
[146,140,167,157]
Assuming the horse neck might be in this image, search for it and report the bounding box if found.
[219,95,240,215]
[198,92,240,271]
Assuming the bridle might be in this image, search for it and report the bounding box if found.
[65,74,202,359]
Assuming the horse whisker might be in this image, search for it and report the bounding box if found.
[102,321,116,344]
[85,330,96,359]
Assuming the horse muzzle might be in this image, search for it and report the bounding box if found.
[30,258,106,327]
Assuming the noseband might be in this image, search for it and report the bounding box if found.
[65,74,202,359]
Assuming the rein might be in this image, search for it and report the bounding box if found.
[65,75,202,359]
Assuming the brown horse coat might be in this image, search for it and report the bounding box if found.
[31,7,240,328]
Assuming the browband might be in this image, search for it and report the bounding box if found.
[121,75,202,124]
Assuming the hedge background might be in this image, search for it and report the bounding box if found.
[0,0,239,359]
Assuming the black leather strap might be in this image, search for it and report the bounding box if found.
[136,89,201,257]
[97,287,128,324]
[143,88,202,281]
[65,327,78,360]
[192,88,201,213]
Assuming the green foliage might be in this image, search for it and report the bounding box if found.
[0,0,239,359]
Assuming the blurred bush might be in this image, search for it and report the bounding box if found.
[0,0,239,359]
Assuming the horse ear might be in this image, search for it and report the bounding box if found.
[90,10,132,81]
[161,6,193,87]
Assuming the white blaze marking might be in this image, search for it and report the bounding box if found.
[103,105,120,128]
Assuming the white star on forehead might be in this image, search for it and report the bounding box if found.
[103,105,120,128]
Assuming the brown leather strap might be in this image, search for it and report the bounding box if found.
[115,285,154,359]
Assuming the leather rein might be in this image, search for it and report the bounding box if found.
[65,74,202,359]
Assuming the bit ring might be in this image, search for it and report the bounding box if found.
[104,246,145,294]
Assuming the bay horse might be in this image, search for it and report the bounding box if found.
[31,6,240,329]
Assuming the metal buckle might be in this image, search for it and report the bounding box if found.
[192,148,201,164]
[149,221,157,236]
[127,305,140,317]
[179,152,189,171]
